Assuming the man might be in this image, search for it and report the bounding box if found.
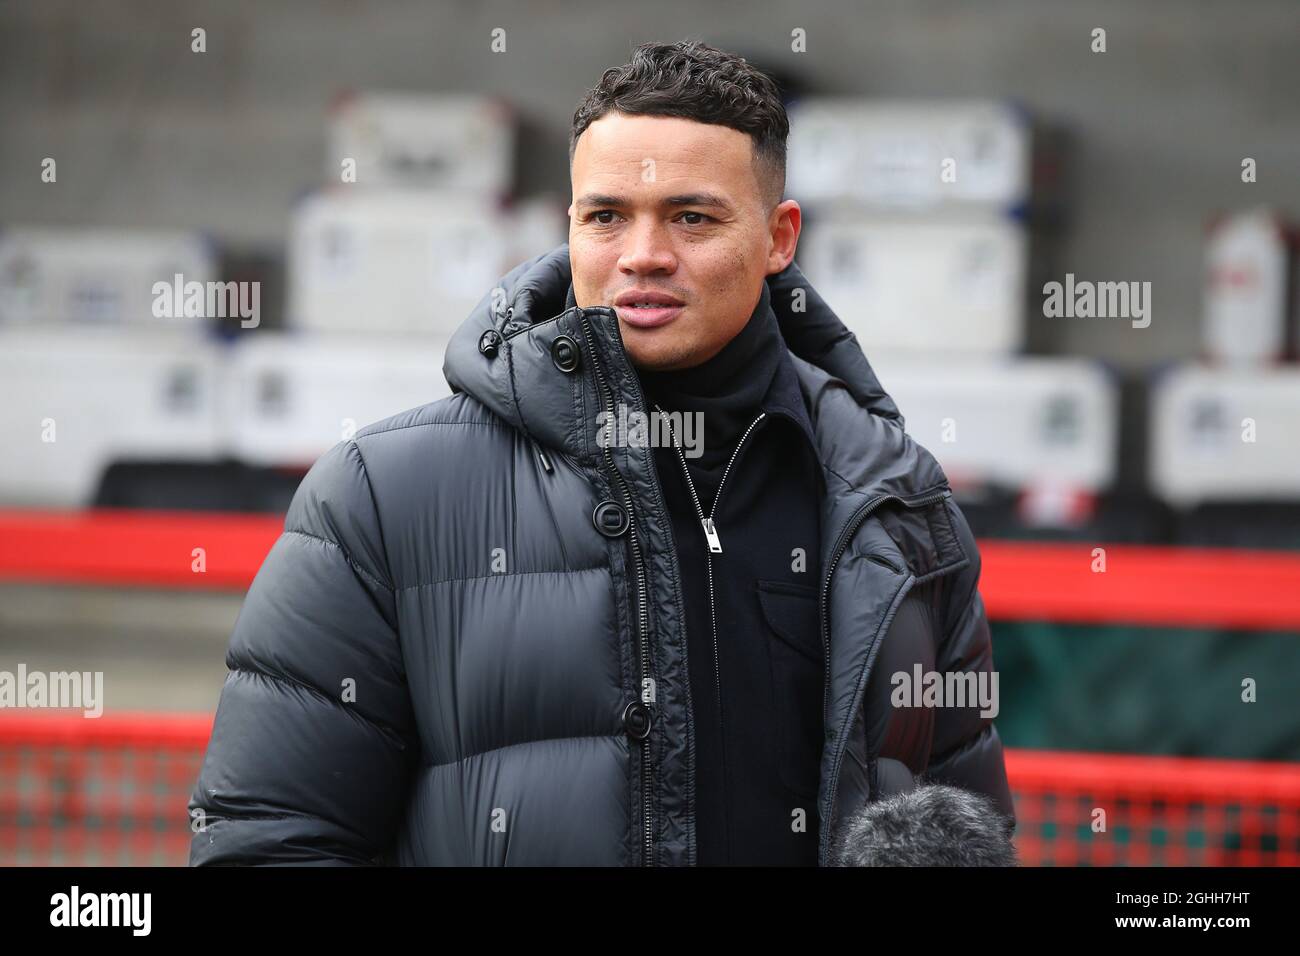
[188,39,1014,866]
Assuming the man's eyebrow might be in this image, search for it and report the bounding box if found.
[574,193,627,209]
[574,192,734,211]
[663,192,733,211]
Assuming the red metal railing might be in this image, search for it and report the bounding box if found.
[5,508,1300,628]
[0,509,283,591]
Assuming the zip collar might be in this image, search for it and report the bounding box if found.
[760,342,819,459]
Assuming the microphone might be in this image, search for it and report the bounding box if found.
[830,782,1019,866]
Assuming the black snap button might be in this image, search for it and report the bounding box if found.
[478,329,502,358]
[622,700,652,740]
[592,500,629,537]
[551,334,580,373]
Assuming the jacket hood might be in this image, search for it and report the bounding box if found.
[445,243,902,422]
[443,243,949,510]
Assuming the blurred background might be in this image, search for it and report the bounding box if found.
[1,0,1298,865]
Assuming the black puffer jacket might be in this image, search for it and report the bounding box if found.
[187,242,1015,866]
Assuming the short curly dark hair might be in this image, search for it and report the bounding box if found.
[570,39,790,212]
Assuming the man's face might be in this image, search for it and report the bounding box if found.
[568,112,800,371]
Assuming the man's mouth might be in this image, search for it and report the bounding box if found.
[615,297,685,329]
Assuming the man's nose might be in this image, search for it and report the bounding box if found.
[618,218,676,274]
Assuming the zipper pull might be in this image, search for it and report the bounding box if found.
[701,518,723,553]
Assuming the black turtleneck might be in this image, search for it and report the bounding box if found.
[635,281,783,491]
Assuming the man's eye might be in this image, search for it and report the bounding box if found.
[588,210,711,225]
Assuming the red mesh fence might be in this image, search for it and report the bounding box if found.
[1006,748,1300,866]
[0,712,211,866]
[1,712,1297,866]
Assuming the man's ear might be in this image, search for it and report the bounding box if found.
[766,198,801,276]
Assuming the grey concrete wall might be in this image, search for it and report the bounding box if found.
[2,0,1297,368]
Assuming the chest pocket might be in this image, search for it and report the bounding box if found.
[756,580,824,800]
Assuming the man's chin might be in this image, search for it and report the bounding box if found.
[619,316,724,371]
[619,327,678,370]
[625,348,707,373]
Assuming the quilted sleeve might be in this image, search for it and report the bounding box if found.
[188,438,418,865]
[922,498,1017,834]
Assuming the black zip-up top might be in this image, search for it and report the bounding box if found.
[632,281,826,864]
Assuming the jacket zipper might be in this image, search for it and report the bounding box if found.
[578,311,655,866]
[655,404,766,862]
[655,405,766,557]
[655,405,765,696]
[817,486,951,862]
